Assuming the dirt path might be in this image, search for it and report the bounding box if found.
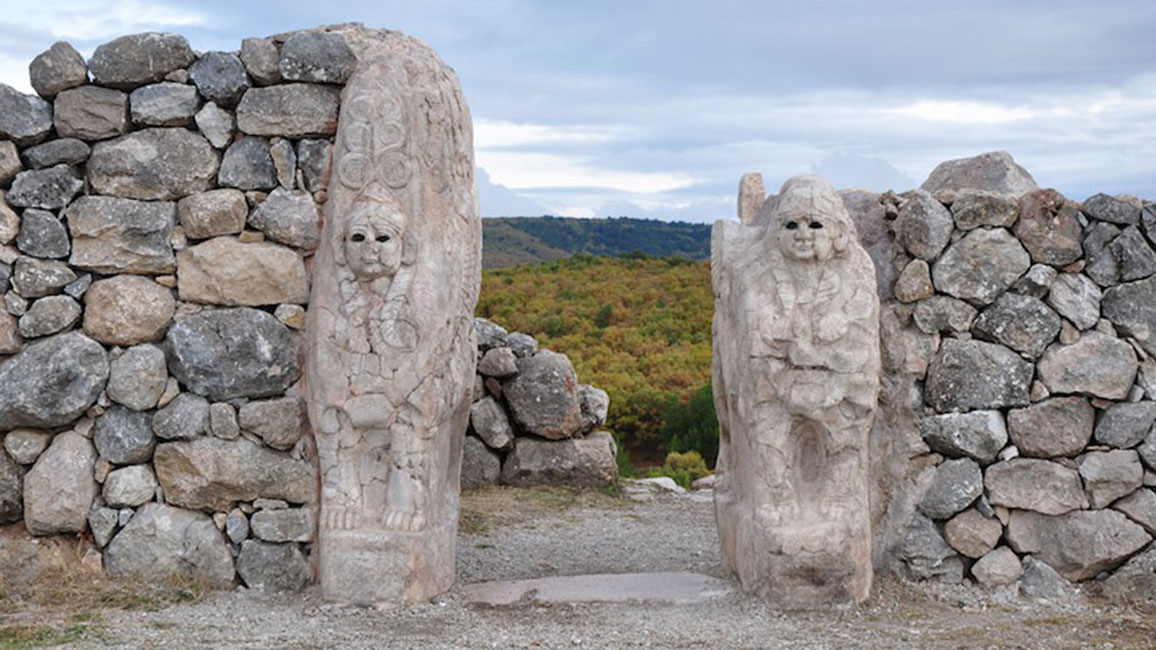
[2,487,1154,649]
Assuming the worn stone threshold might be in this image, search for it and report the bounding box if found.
[461,571,733,606]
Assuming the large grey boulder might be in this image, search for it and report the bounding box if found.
[154,437,314,511]
[0,332,107,429]
[920,151,1037,199]
[176,238,308,306]
[1020,556,1075,600]
[249,507,311,543]
[18,295,80,338]
[239,38,281,86]
[1110,226,1156,282]
[1007,397,1094,458]
[87,128,218,200]
[1078,450,1143,509]
[248,188,321,249]
[1013,189,1084,266]
[52,86,129,141]
[931,228,1030,306]
[236,539,309,592]
[22,432,97,535]
[895,513,962,582]
[1095,402,1156,449]
[971,546,1023,587]
[469,396,514,450]
[278,32,356,84]
[237,397,304,450]
[22,138,91,170]
[129,82,200,127]
[924,339,1032,412]
[0,84,53,146]
[83,275,175,345]
[88,32,196,89]
[93,405,156,465]
[1102,546,1156,602]
[1102,276,1156,356]
[943,508,1002,559]
[235,84,340,138]
[972,292,1060,358]
[499,431,617,488]
[106,344,168,411]
[1084,193,1141,226]
[178,189,247,240]
[9,257,73,298]
[104,502,234,588]
[502,350,584,439]
[917,457,982,520]
[892,190,953,260]
[66,196,176,274]
[102,464,158,507]
[473,318,508,352]
[950,191,1019,231]
[189,52,250,107]
[0,450,22,523]
[6,166,83,210]
[985,458,1088,515]
[1036,331,1137,400]
[461,436,500,489]
[165,307,300,401]
[1113,488,1156,535]
[218,136,276,190]
[918,411,1007,464]
[1006,509,1151,581]
[1046,273,1102,330]
[152,393,210,440]
[28,42,87,99]
[16,209,70,259]
[912,296,976,335]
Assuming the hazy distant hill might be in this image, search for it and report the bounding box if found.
[482,216,711,268]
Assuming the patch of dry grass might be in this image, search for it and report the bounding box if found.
[460,485,628,535]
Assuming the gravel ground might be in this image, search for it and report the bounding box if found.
[4,486,1156,649]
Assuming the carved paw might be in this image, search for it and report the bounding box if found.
[383,509,426,532]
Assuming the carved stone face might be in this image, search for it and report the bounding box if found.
[345,210,406,280]
[778,210,836,262]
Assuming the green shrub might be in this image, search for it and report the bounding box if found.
[661,381,719,467]
[646,450,711,489]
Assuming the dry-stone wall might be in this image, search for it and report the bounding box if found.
[852,151,1156,600]
[463,318,617,489]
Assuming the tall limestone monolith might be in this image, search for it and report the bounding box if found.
[304,31,481,605]
[712,174,881,605]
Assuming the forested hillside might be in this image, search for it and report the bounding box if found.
[476,254,715,465]
[482,217,711,269]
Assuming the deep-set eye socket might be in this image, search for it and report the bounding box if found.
[785,221,798,230]
[351,233,366,242]
[809,222,824,229]
[376,235,391,242]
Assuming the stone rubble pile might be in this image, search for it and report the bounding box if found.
[462,318,617,489]
[852,151,1156,600]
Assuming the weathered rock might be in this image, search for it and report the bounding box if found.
[918,457,983,520]
[502,350,584,440]
[22,138,90,169]
[218,136,276,190]
[1046,273,1102,330]
[1007,397,1094,458]
[1110,226,1156,282]
[0,449,22,522]
[194,102,234,149]
[209,402,240,440]
[152,393,209,441]
[1006,509,1151,581]
[18,295,80,338]
[270,138,296,188]
[461,435,501,489]
[892,190,953,260]
[237,397,304,450]
[104,502,233,587]
[0,146,20,189]
[469,397,514,451]
[1102,545,1156,602]
[154,437,314,511]
[66,196,176,274]
[128,82,199,127]
[1084,193,1141,226]
[1013,189,1084,266]
[920,151,1038,199]
[52,86,129,141]
[236,84,340,137]
[3,428,51,465]
[296,139,331,192]
[165,307,300,401]
[6,166,83,210]
[476,347,518,378]
[0,84,53,146]
[500,431,617,488]
[88,507,119,547]
[972,292,1060,358]
[1036,331,1137,400]
[28,42,87,98]
[102,464,157,507]
[1078,450,1143,509]
[931,228,1030,306]
[943,508,1003,558]
[177,189,247,240]
[93,405,156,464]
[177,238,308,306]
[505,332,539,358]
[239,38,281,86]
[1102,276,1156,356]
[473,318,508,352]
[250,507,311,542]
[248,188,320,249]
[1020,556,1074,600]
[10,256,74,298]
[925,339,1032,412]
[83,275,175,345]
[918,410,1007,464]
[22,432,96,535]
[894,259,934,303]
[972,546,1022,586]
[88,32,195,89]
[236,539,309,592]
[1084,222,1121,287]
[1114,488,1156,535]
[950,191,1019,230]
[225,509,249,543]
[1095,402,1156,449]
[0,332,107,428]
[578,384,610,432]
[87,128,218,200]
[279,32,356,84]
[273,304,305,330]
[912,296,976,335]
[985,458,1088,515]
[0,310,15,354]
[189,51,250,107]
[896,513,962,582]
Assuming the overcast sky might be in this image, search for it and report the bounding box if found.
[1,1,1153,221]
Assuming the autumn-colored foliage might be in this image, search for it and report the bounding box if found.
[476,254,714,464]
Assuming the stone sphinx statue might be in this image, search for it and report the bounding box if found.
[711,174,880,605]
[305,32,481,605]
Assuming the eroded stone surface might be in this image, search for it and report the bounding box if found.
[0,332,107,429]
[931,227,1030,306]
[154,437,314,511]
[1006,397,1094,458]
[985,458,1088,515]
[83,275,175,345]
[499,431,617,488]
[89,32,195,89]
[23,432,97,535]
[87,128,218,200]
[919,151,1038,199]
[502,350,584,440]
[918,411,1007,464]
[925,339,1032,413]
[1036,331,1137,400]
[176,238,308,306]
[1006,509,1151,581]
[66,196,176,274]
[1013,189,1084,266]
[104,502,234,588]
